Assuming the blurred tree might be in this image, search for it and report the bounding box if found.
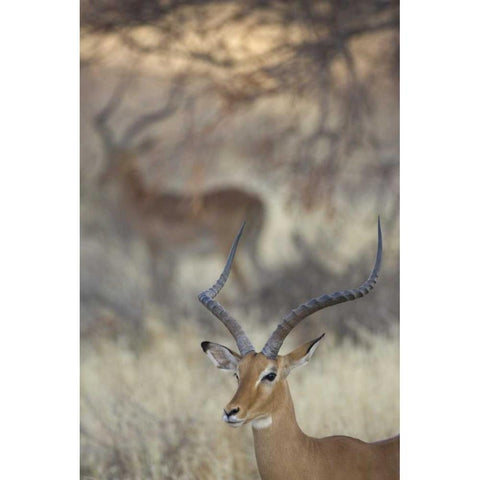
[81,0,398,213]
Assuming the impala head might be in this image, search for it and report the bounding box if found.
[199,219,382,428]
[201,335,325,427]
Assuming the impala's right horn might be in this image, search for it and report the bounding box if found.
[261,217,383,360]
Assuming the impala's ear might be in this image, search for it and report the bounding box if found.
[201,341,241,371]
[282,334,325,377]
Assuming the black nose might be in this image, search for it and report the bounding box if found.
[224,407,240,417]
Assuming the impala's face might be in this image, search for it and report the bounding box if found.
[223,352,280,427]
[202,335,324,428]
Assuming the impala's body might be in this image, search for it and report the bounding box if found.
[199,220,399,480]
[101,153,264,270]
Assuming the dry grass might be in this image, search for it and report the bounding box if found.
[81,319,398,480]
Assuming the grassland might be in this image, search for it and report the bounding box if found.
[81,319,398,480]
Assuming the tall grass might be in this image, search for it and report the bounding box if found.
[81,319,398,480]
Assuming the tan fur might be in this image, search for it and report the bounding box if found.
[204,342,399,480]
[100,152,265,290]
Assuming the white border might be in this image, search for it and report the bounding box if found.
[2,2,79,477]
[401,1,480,477]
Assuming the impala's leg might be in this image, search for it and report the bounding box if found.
[145,237,175,305]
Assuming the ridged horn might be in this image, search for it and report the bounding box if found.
[198,222,255,356]
[261,217,383,359]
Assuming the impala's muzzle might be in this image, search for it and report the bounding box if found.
[223,407,244,427]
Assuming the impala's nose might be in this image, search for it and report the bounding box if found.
[224,407,240,418]
[223,406,243,426]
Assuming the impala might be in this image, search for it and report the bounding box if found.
[199,219,399,480]
[94,84,265,293]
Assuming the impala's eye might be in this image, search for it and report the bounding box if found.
[234,373,239,381]
[262,372,276,382]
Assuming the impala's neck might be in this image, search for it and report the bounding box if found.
[252,380,310,479]
[255,380,302,433]
[116,157,148,205]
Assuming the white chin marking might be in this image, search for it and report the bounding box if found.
[252,416,272,430]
